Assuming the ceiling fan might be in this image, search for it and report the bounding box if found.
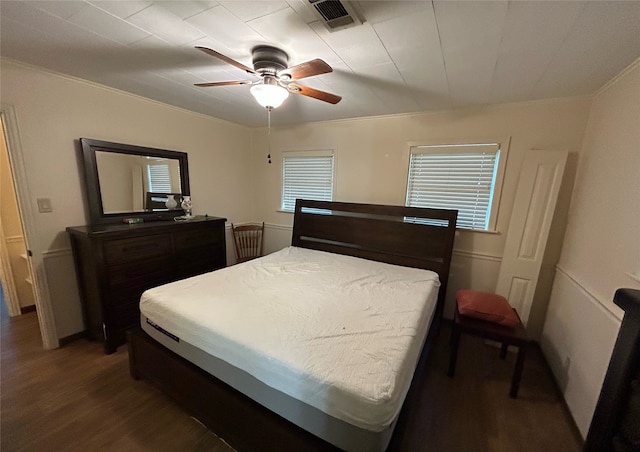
[194,45,342,109]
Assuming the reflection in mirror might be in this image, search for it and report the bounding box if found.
[80,138,190,224]
[95,151,182,214]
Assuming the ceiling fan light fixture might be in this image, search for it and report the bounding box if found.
[250,81,289,109]
[195,46,341,106]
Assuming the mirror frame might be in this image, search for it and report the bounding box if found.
[80,138,190,225]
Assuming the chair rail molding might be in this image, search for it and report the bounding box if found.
[555,265,624,323]
[41,248,73,259]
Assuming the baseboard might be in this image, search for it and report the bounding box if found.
[58,330,88,347]
[20,305,36,314]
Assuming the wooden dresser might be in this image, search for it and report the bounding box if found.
[67,216,226,353]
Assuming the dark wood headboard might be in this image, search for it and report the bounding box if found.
[292,199,457,324]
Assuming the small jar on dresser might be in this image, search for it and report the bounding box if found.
[67,216,226,354]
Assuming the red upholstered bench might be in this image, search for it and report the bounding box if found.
[448,290,529,398]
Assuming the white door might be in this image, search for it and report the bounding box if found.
[495,150,568,326]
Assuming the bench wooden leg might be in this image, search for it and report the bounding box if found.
[509,345,527,398]
[500,343,509,359]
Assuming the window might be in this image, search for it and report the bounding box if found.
[281,150,334,212]
[147,163,172,192]
[147,162,181,193]
[405,143,506,231]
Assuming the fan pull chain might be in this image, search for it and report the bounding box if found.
[267,107,272,164]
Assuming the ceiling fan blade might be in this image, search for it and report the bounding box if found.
[195,80,254,87]
[195,46,256,75]
[278,59,332,81]
[288,83,342,104]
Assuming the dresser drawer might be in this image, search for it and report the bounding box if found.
[108,301,141,331]
[104,234,171,264]
[174,226,223,251]
[107,278,171,308]
[106,291,141,309]
[176,244,225,278]
[107,258,172,290]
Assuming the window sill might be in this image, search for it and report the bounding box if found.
[457,228,501,235]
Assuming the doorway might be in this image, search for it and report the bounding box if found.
[0,103,60,350]
[0,115,37,320]
[0,105,58,350]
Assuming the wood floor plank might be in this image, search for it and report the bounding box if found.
[1,300,582,451]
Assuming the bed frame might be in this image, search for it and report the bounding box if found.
[128,200,457,451]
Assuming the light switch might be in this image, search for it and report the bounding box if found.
[37,198,53,213]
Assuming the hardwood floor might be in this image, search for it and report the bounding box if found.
[1,301,582,451]
[388,330,584,452]
[0,302,232,451]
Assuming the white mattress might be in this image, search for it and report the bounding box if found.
[140,246,439,432]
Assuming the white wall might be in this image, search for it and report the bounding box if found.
[0,60,253,339]
[541,59,640,437]
[251,97,592,334]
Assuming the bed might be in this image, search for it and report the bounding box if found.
[128,200,457,451]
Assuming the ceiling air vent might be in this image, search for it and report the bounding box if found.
[307,0,363,31]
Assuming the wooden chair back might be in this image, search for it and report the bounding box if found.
[232,222,264,263]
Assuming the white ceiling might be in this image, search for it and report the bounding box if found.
[2,1,639,127]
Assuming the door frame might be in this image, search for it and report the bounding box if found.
[1,104,59,349]
[0,215,21,316]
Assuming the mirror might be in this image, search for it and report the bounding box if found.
[80,138,190,224]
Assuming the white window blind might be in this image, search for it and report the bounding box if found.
[282,150,334,212]
[406,144,501,231]
[147,163,172,193]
